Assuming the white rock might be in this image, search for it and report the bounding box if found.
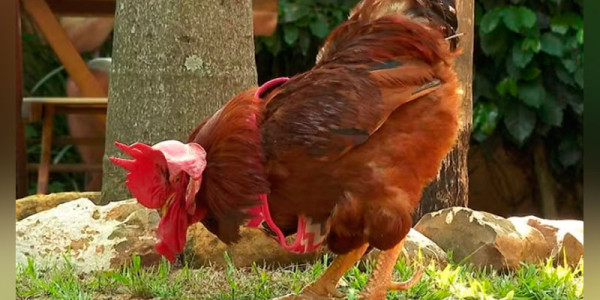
[16,198,161,273]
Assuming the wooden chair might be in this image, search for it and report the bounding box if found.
[19,0,279,195]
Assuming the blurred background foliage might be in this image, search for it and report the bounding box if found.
[21,0,583,216]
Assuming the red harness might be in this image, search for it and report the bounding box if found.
[244,77,327,254]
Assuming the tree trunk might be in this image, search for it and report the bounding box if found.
[414,0,474,221]
[100,0,257,203]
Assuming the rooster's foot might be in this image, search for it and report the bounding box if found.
[273,244,369,300]
[358,239,423,300]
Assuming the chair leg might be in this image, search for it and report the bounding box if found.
[37,104,55,194]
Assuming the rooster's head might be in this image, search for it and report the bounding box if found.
[110,140,207,262]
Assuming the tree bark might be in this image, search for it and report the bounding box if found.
[100,0,257,203]
[414,0,474,221]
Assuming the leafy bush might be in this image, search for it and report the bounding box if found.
[255,0,358,82]
[473,0,583,178]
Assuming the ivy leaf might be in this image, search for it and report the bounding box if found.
[504,102,536,144]
[555,66,575,87]
[518,80,546,108]
[574,67,584,88]
[561,59,577,73]
[576,29,584,44]
[502,7,522,32]
[522,37,541,53]
[568,94,584,115]
[503,6,536,32]
[506,57,521,79]
[309,14,330,39]
[558,138,582,168]
[283,25,299,45]
[474,73,495,100]
[521,65,541,80]
[550,13,584,34]
[539,95,564,126]
[480,8,504,33]
[282,3,310,23]
[540,33,564,56]
[473,102,500,142]
[480,27,509,56]
[298,30,311,56]
[496,77,518,97]
[512,43,534,68]
[262,34,282,56]
[519,7,537,28]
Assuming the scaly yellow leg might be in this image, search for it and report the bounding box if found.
[274,243,369,300]
[359,239,424,300]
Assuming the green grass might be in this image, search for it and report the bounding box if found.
[16,253,583,300]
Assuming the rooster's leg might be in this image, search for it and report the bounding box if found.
[359,238,423,300]
[274,243,369,300]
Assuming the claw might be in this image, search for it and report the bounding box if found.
[389,266,424,290]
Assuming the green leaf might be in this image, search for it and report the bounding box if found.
[550,13,584,34]
[558,138,582,167]
[502,7,521,32]
[539,95,564,126]
[503,6,536,32]
[561,59,577,73]
[521,65,541,80]
[568,95,584,115]
[540,33,565,56]
[309,14,331,39]
[262,34,282,56]
[518,81,546,108]
[282,3,310,23]
[298,30,311,56]
[473,102,500,141]
[555,66,576,87]
[512,43,534,68]
[574,67,584,88]
[480,27,509,56]
[522,37,541,53]
[518,7,537,28]
[504,102,536,144]
[480,8,504,34]
[474,73,495,100]
[576,29,584,44]
[283,25,299,45]
[496,77,518,97]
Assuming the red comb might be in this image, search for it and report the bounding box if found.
[110,141,171,209]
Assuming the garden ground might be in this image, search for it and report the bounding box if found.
[17,252,583,300]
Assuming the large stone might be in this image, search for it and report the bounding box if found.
[16,192,101,221]
[185,223,324,268]
[361,228,448,268]
[16,198,161,273]
[414,207,552,270]
[509,216,583,267]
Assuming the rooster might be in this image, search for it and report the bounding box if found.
[110,0,461,299]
